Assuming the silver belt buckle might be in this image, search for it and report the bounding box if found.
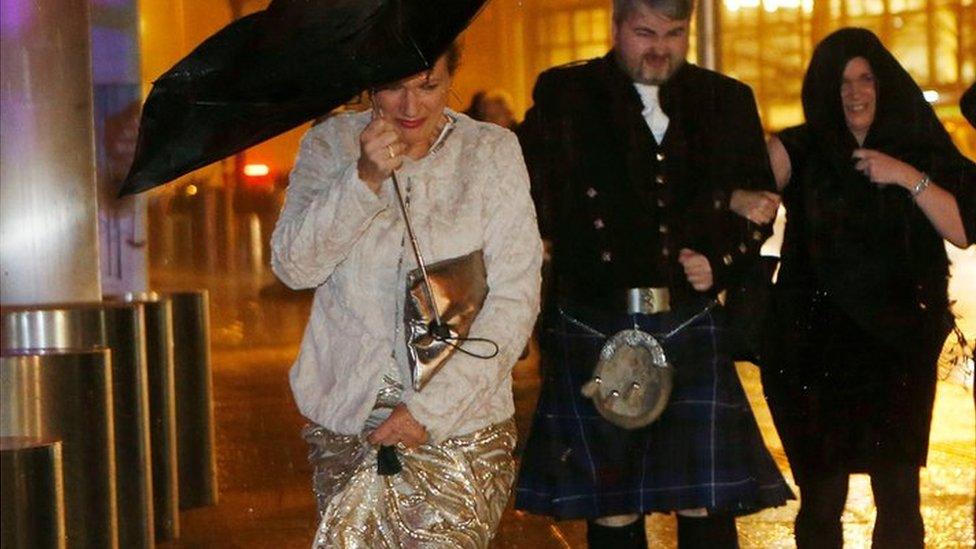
[626,287,671,315]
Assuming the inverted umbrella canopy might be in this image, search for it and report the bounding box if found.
[119,0,486,196]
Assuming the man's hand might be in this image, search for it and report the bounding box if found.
[729,190,781,225]
[678,249,714,292]
[367,403,428,449]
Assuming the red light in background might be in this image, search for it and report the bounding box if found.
[243,163,270,177]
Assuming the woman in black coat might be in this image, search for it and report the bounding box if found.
[763,28,974,548]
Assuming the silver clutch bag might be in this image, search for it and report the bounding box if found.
[389,157,497,392]
[405,250,489,391]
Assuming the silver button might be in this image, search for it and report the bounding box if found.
[738,242,748,254]
[661,247,670,257]
[586,187,598,198]
[752,230,763,241]
[655,152,665,162]
[655,174,665,185]
[714,199,724,210]
[723,254,733,266]
[657,198,666,207]
[659,224,668,234]
[601,251,612,262]
[593,218,605,229]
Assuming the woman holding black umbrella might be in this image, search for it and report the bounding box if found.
[116,0,530,545]
[762,28,974,548]
[271,44,542,547]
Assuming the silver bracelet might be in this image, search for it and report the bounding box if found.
[910,173,931,198]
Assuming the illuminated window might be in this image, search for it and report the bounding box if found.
[720,0,975,138]
[530,3,612,74]
[526,0,699,80]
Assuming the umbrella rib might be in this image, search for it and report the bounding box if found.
[407,34,428,68]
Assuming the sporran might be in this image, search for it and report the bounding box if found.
[581,329,673,429]
[571,302,716,429]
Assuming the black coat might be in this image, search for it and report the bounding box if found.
[763,28,975,475]
[773,28,975,352]
[518,53,774,307]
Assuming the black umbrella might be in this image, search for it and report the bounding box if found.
[119,0,486,196]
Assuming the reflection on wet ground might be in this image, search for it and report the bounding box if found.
[153,254,975,548]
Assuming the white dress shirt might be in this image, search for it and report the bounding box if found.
[634,83,670,144]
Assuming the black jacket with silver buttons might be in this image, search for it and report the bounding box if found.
[519,52,774,307]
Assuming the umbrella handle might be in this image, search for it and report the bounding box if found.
[377,445,402,475]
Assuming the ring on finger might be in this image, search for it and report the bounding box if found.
[395,441,407,451]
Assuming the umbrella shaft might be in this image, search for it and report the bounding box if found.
[391,172,443,327]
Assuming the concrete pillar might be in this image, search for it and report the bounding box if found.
[0,0,101,305]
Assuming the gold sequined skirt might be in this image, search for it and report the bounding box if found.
[303,418,517,548]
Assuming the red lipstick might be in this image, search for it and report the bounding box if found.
[397,118,425,129]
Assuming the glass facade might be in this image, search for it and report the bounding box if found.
[528,0,613,75]
[520,0,974,153]
[720,0,975,136]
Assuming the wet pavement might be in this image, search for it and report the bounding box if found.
[152,252,975,548]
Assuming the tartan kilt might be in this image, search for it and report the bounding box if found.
[514,301,794,520]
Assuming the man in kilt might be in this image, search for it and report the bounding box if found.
[513,0,794,546]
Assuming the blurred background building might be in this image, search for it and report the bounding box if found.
[2,0,972,547]
[138,0,975,227]
[136,0,975,280]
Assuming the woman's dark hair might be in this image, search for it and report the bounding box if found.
[370,41,461,93]
[443,41,462,75]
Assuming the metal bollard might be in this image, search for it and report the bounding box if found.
[1,437,67,549]
[248,213,263,273]
[110,293,179,541]
[1,304,154,549]
[0,350,117,549]
[167,290,218,509]
[1,305,105,350]
[100,304,154,548]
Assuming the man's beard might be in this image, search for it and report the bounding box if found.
[620,54,684,85]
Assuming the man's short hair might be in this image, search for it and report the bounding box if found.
[613,0,694,22]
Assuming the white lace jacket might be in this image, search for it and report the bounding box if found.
[272,109,542,443]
